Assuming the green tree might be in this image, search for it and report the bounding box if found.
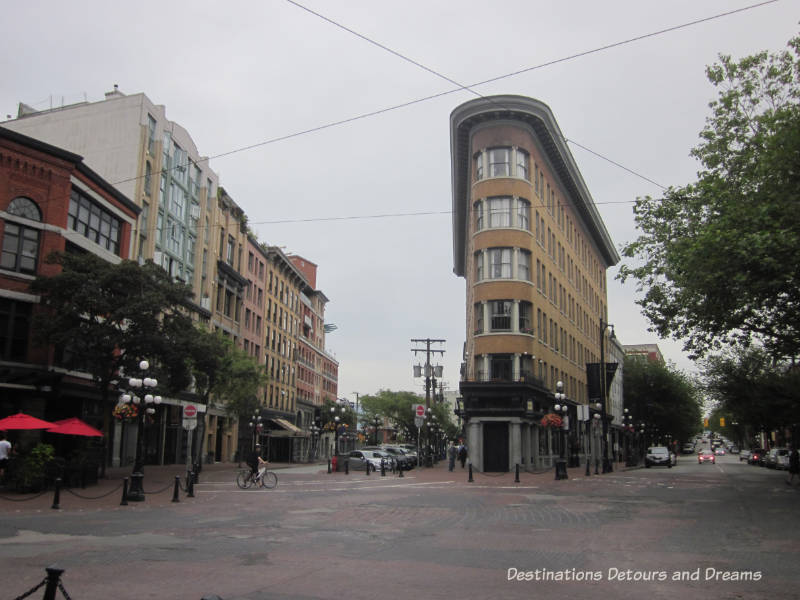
[701,346,799,446]
[618,35,800,359]
[359,390,455,443]
[623,356,702,444]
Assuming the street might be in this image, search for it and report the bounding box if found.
[1,454,798,600]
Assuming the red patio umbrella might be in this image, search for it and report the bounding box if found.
[46,417,104,437]
[0,412,55,430]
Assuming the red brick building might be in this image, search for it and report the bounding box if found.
[0,126,139,439]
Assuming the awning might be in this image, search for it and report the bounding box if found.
[270,418,306,436]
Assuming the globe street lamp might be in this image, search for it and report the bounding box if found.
[622,408,634,466]
[119,360,161,502]
[248,412,263,452]
[553,381,569,480]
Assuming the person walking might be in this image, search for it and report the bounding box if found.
[0,432,10,481]
[458,443,468,469]
[447,442,456,472]
[786,445,799,485]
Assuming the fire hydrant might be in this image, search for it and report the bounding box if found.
[331,455,338,473]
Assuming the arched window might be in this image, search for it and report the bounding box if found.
[6,197,41,221]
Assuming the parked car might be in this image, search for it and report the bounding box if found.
[739,449,752,462]
[368,445,414,470]
[729,446,740,454]
[698,450,716,464]
[766,448,790,470]
[681,443,695,455]
[347,450,391,472]
[645,446,672,468]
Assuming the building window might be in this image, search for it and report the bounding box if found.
[67,188,121,254]
[474,153,483,181]
[487,197,511,228]
[489,354,513,381]
[144,162,152,197]
[475,252,484,281]
[474,201,484,231]
[147,114,157,155]
[489,300,512,331]
[487,248,512,279]
[488,147,511,177]
[7,197,42,221]
[519,301,533,334]
[516,148,529,180]
[474,303,483,334]
[0,299,31,361]
[517,198,530,230]
[1,222,39,274]
[518,249,531,281]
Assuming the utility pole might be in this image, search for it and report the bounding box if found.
[352,392,360,437]
[411,338,446,410]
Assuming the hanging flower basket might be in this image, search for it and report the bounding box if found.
[540,413,563,428]
[113,403,138,421]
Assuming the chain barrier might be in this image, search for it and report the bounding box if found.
[58,580,73,600]
[12,577,46,600]
[142,480,177,495]
[0,489,49,502]
[63,481,124,500]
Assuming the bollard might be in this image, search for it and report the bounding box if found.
[468,463,474,483]
[345,459,349,475]
[193,463,200,484]
[586,457,591,477]
[120,477,129,506]
[595,459,600,475]
[187,473,195,498]
[327,459,332,474]
[366,461,371,476]
[172,476,181,503]
[380,459,386,477]
[43,566,65,600]
[515,464,520,483]
[51,477,61,510]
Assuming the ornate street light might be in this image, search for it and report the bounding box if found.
[553,380,569,480]
[118,360,161,502]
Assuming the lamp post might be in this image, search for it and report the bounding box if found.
[310,424,320,461]
[119,360,161,502]
[599,320,615,473]
[553,380,569,480]
[248,412,263,452]
[331,405,346,455]
[373,415,380,446]
[622,408,634,466]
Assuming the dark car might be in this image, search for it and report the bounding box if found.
[645,446,672,468]
[380,445,415,470]
[766,448,790,470]
[748,449,766,465]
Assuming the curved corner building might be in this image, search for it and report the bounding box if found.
[450,95,620,473]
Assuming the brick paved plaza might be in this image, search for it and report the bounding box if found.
[1,454,798,600]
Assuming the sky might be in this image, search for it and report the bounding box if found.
[2,0,797,404]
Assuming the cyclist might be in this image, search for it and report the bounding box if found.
[247,444,268,482]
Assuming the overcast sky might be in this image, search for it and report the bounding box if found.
[2,1,797,403]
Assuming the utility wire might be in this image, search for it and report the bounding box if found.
[284,0,776,190]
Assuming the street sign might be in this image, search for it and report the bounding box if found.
[413,404,425,417]
[182,417,197,431]
[184,404,197,418]
[414,416,424,428]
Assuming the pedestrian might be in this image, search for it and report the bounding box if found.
[458,443,467,469]
[447,442,456,471]
[786,445,799,485]
[247,444,263,479]
[0,432,10,481]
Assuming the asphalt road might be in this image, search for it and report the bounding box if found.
[1,454,798,600]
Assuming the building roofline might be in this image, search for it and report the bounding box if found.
[0,126,139,215]
[450,95,619,276]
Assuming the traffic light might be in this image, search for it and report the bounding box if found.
[720,417,726,427]
[704,418,709,428]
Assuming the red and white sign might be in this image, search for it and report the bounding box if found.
[414,404,425,417]
[184,405,197,418]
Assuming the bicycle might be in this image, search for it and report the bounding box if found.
[236,468,278,489]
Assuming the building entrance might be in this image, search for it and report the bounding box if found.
[483,422,509,472]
